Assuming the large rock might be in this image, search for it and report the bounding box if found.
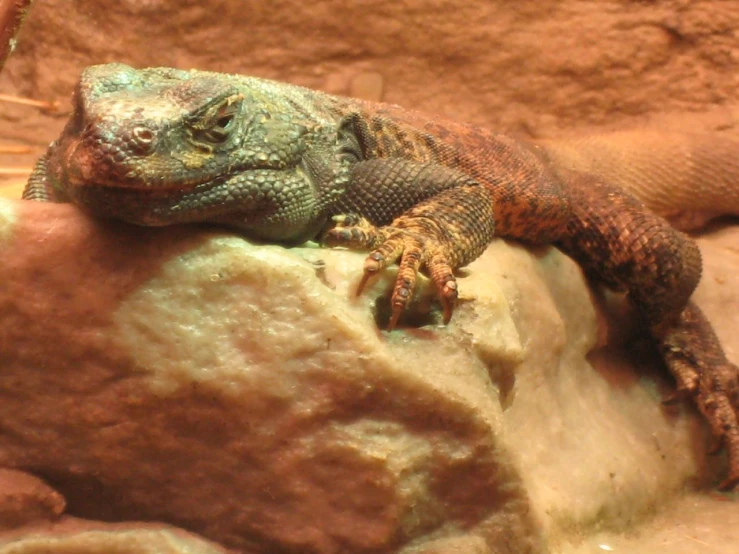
[0,469,64,531]
[0,519,230,554]
[1,197,735,553]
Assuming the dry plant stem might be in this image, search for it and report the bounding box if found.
[0,92,60,111]
[0,166,31,174]
[0,144,31,153]
[0,0,33,73]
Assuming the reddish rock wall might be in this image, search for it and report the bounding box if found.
[2,0,739,161]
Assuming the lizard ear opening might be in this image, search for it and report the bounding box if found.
[337,113,366,163]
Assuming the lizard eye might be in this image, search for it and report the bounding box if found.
[203,110,236,144]
[191,94,243,146]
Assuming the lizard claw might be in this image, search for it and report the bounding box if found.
[719,470,739,492]
[323,216,457,330]
[356,252,384,297]
[661,385,693,406]
[695,364,739,490]
[707,433,724,456]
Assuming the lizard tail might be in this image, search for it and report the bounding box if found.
[535,131,739,230]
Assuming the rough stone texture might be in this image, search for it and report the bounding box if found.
[0,469,65,531]
[3,0,739,179]
[0,519,230,554]
[0,199,536,553]
[0,197,736,553]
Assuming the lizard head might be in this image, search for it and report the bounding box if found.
[42,63,351,242]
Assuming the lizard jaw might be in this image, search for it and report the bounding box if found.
[58,164,325,243]
[53,135,211,195]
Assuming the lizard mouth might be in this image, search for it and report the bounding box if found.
[84,179,220,195]
[67,175,236,226]
[57,134,230,196]
[65,166,221,196]
[65,161,317,233]
[51,133,322,241]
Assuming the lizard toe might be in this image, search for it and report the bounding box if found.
[426,253,457,324]
[323,215,381,249]
[366,229,458,330]
[658,303,739,490]
[324,219,459,329]
[689,362,739,490]
[686,362,739,490]
[362,229,422,330]
[719,466,739,492]
[696,362,739,490]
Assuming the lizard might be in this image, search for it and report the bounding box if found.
[22,63,739,490]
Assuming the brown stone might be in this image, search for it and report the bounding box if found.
[0,469,65,530]
[1,197,737,552]
[0,519,231,554]
[3,0,739,178]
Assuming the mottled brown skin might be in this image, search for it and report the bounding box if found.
[24,64,739,489]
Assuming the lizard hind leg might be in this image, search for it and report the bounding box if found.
[660,302,739,490]
[556,171,739,489]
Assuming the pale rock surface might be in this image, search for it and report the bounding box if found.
[0,198,535,553]
[0,520,230,554]
[1,197,736,553]
[560,492,739,554]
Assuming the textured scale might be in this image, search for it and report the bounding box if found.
[536,131,739,230]
[23,63,739,490]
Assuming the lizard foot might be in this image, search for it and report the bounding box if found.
[323,215,457,330]
[658,302,739,490]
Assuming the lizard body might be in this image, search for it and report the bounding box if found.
[23,64,739,489]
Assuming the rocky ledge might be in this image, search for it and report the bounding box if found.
[0,198,736,553]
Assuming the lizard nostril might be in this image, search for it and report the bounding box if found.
[129,125,156,154]
[133,126,154,143]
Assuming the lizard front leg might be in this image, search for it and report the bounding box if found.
[323,158,496,329]
[22,152,58,202]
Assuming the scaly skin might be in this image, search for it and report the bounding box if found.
[23,63,739,489]
[537,131,739,231]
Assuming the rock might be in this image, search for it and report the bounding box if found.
[1,197,735,553]
[2,0,739,177]
[0,198,535,552]
[0,520,230,554]
[0,469,65,530]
